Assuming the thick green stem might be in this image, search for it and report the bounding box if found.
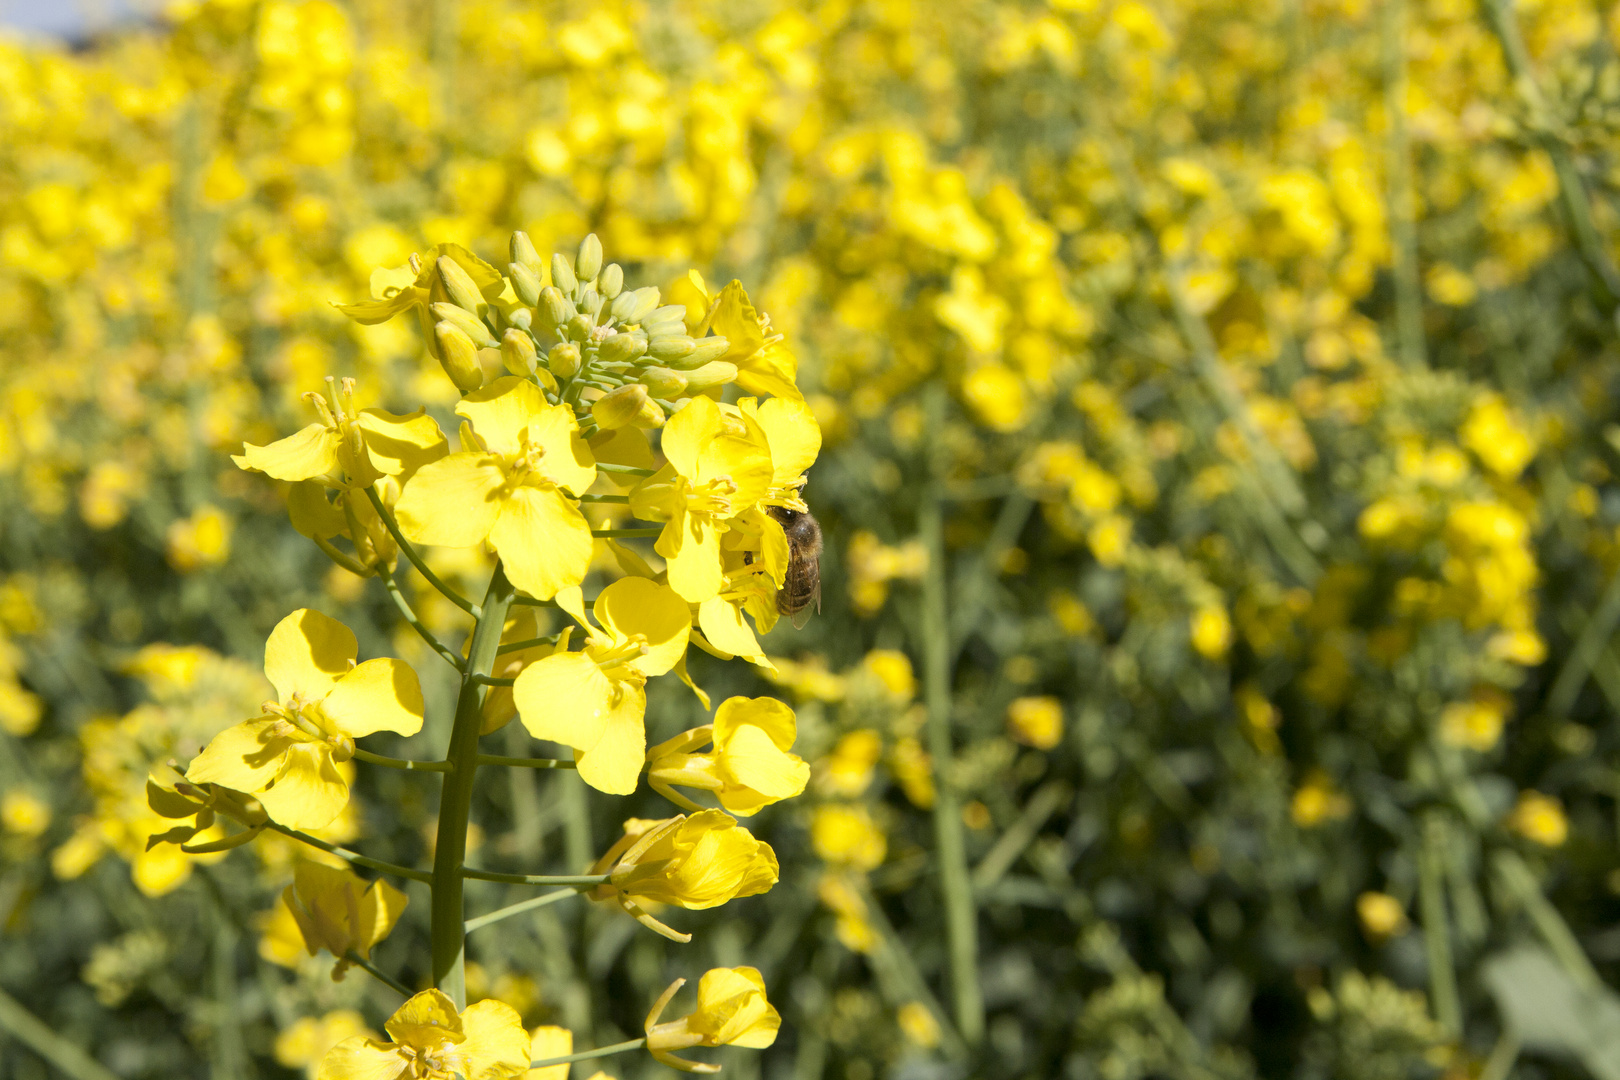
[431,562,516,1009]
[0,987,120,1080]
[918,384,984,1046]
[1419,811,1461,1036]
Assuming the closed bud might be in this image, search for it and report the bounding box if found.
[538,286,574,332]
[598,331,648,364]
[640,366,687,398]
[647,335,698,363]
[510,231,542,275]
[430,302,497,348]
[434,321,485,393]
[598,263,624,299]
[663,336,732,370]
[509,261,542,308]
[436,255,484,313]
[610,286,661,324]
[548,342,581,379]
[682,360,739,392]
[507,306,532,332]
[565,313,595,341]
[501,328,538,376]
[576,233,603,283]
[593,382,666,430]
[552,253,578,295]
[580,287,603,319]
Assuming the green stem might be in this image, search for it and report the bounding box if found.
[365,486,479,616]
[496,634,563,654]
[430,562,516,1008]
[472,674,515,687]
[461,868,607,887]
[1384,0,1428,370]
[578,494,630,503]
[596,463,656,477]
[1419,811,1461,1037]
[917,383,984,1046]
[510,598,594,611]
[344,951,412,996]
[1546,565,1620,718]
[264,822,432,882]
[464,888,583,933]
[352,747,453,773]
[529,1038,646,1070]
[475,754,577,769]
[378,564,466,672]
[314,536,373,577]
[0,986,121,1080]
[592,528,660,538]
[1494,848,1602,991]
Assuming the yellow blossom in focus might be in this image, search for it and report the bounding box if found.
[317,990,530,1080]
[281,861,408,978]
[647,696,811,816]
[1508,791,1567,847]
[643,967,780,1073]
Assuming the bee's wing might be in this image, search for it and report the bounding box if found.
[791,579,821,630]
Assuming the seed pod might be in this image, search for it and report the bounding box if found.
[576,233,603,283]
[537,286,574,333]
[681,360,739,392]
[551,253,578,295]
[598,331,648,364]
[510,231,543,276]
[509,261,542,308]
[663,336,731,370]
[431,302,497,348]
[592,382,664,430]
[436,256,484,313]
[501,328,538,376]
[610,286,661,324]
[434,321,485,393]
[548,342,581,379]
[640,366,687,398]
[646,335,697,363]
[598,263,624,300]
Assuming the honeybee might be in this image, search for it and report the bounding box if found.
[767,505,822,628]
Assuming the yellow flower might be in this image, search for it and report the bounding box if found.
[630,396,774,603]
[738,395,820,513]
[647,696,811,816]
[276,1011,374,1080]
[281,862,408,978]
[1190,604,1232,660]
[395,377,596,601]
[1508,790,1568,847]
[234,377,447,489]
[588,811,779,942]
[643,967,780,1074]
[1,790,49,837]
[1006,696,1063,750]
[318,990,531,1080]
[1290,772,1351,828]
[897,1002,941,1048]
[525,1026,571,1080]
[1439,693,1508,752]
[186,609,425,831]
[818,730,882,797]
[1461,394,1536,481]
[1356,892,1408,941]
[704,279,801,401]
[512,577,691,795]
[810,804,886,870]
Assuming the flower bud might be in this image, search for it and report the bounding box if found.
[430,301,497,348]
[501,328,538,376]
[548,342,582,379]
[506,306,532,332]
[552,252,578,295]
[610,286,661,324]
[579,287,603,319]
[647,304,691,326]
[647,335,698,363]
[538,286,574,332]
[576,233,603,283]
[510,230,542,275]
[640,366,687,398]
[565,313,594,341]
[681,361,739,392]
[509,261,542,308]
[434,321,486,393]
[593,383,664,430]
[436,255,483,313]
[598,331,648,364]
[668,336,731,369]
[598,263,624,299]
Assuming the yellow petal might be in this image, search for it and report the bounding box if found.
[288,481,348,540]
[697,598,763,662]
[709,282,766,363]
[456,377,545,457]
[713,697,796,752]
[355,409,448,477]
[394,453,506,547]
[589,427,656,487]
[491,486,593,601]
[458,1000,533,1080]
[186,717,290,793]
[266,609,358,704]
[660,395,721,479]
[386,989,466,1046]
[699,411,773,512]
[315,1036,408,1080]
[596,577,691,676]
[664,515,725,604]
[575,681,647,796]
[358,877,409,953]
[523,401,597,495]
[750,397,820,483]
[256,743,350,831]
[513,652,614,753]
[237,423,341,482]
[323,658,425,738]
[526,1026,573,1080]
[719,722,808,802]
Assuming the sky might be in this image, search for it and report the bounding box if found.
[0,0,146,40]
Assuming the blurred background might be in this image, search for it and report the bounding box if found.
[3,1,1620,1078]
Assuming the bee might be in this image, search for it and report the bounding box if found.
[767,505,822,628]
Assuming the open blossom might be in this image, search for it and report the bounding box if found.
[234,377,446,489]
[186,609,424,831]
[648,697,810,816]
[318,990,530,1080]
[394,376,597,601]
[630,396,773,603]
[643,967,781,1073]
[281,862,408,979]
[512,577,690,795]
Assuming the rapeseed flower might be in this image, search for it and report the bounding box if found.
[317,990,530,1080]
[646,696,810,816]
[235,377,447,489]
[281,862,408,979]
[642,967,780,1073]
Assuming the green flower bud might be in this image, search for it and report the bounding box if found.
[507,306,533,332]
[552,253,578,295]
[610,286,661,324]
[681,360,739,391]
[598,331,648,364]
[548,342,582,379]
[502,328,538,376]
[662,335,731,370]
[509,261,542,308]
[598,263,624,300]
[592,382,663,430]
[646,335,697,363]
[538,286,574,332]
[565,313,595,341]
[434,321,485,393]
[640,366,687,398]
[576,233,603,283]
[580,287,603,319]
[647,304,691,327]
[431,301,497,348]
[436,255,484,314]
[510,231,542,275]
